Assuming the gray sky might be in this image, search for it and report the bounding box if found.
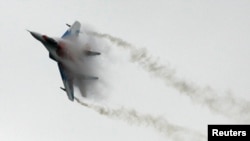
[1,0,250,141]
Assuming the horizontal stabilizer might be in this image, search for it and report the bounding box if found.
[84,50,101,56]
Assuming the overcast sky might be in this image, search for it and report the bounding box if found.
[1,0,250,141]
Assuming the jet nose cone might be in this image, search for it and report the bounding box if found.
[27,30,44,42]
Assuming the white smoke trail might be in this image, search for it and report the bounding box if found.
[75,98,205,141]
[88,32,250,122]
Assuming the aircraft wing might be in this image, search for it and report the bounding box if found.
[57,21,80,101]
[61,21,81,39]
[58,63,74,101]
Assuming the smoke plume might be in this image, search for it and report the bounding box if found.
[75,98,205,141]
[60,30,109,98]
[88,32,250,122]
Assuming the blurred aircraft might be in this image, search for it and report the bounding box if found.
[28,21,100,101]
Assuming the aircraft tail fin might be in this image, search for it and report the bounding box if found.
[62,21,81,38]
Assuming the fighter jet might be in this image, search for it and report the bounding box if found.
[28,21,100,101]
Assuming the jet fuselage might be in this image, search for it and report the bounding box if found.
[29,31,74,63]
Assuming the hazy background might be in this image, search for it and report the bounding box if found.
[0,0,250,141]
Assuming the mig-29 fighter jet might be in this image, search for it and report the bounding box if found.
[28,21,100,101]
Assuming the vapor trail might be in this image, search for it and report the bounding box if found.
[88,32,250,122]
[75,98,205,141]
